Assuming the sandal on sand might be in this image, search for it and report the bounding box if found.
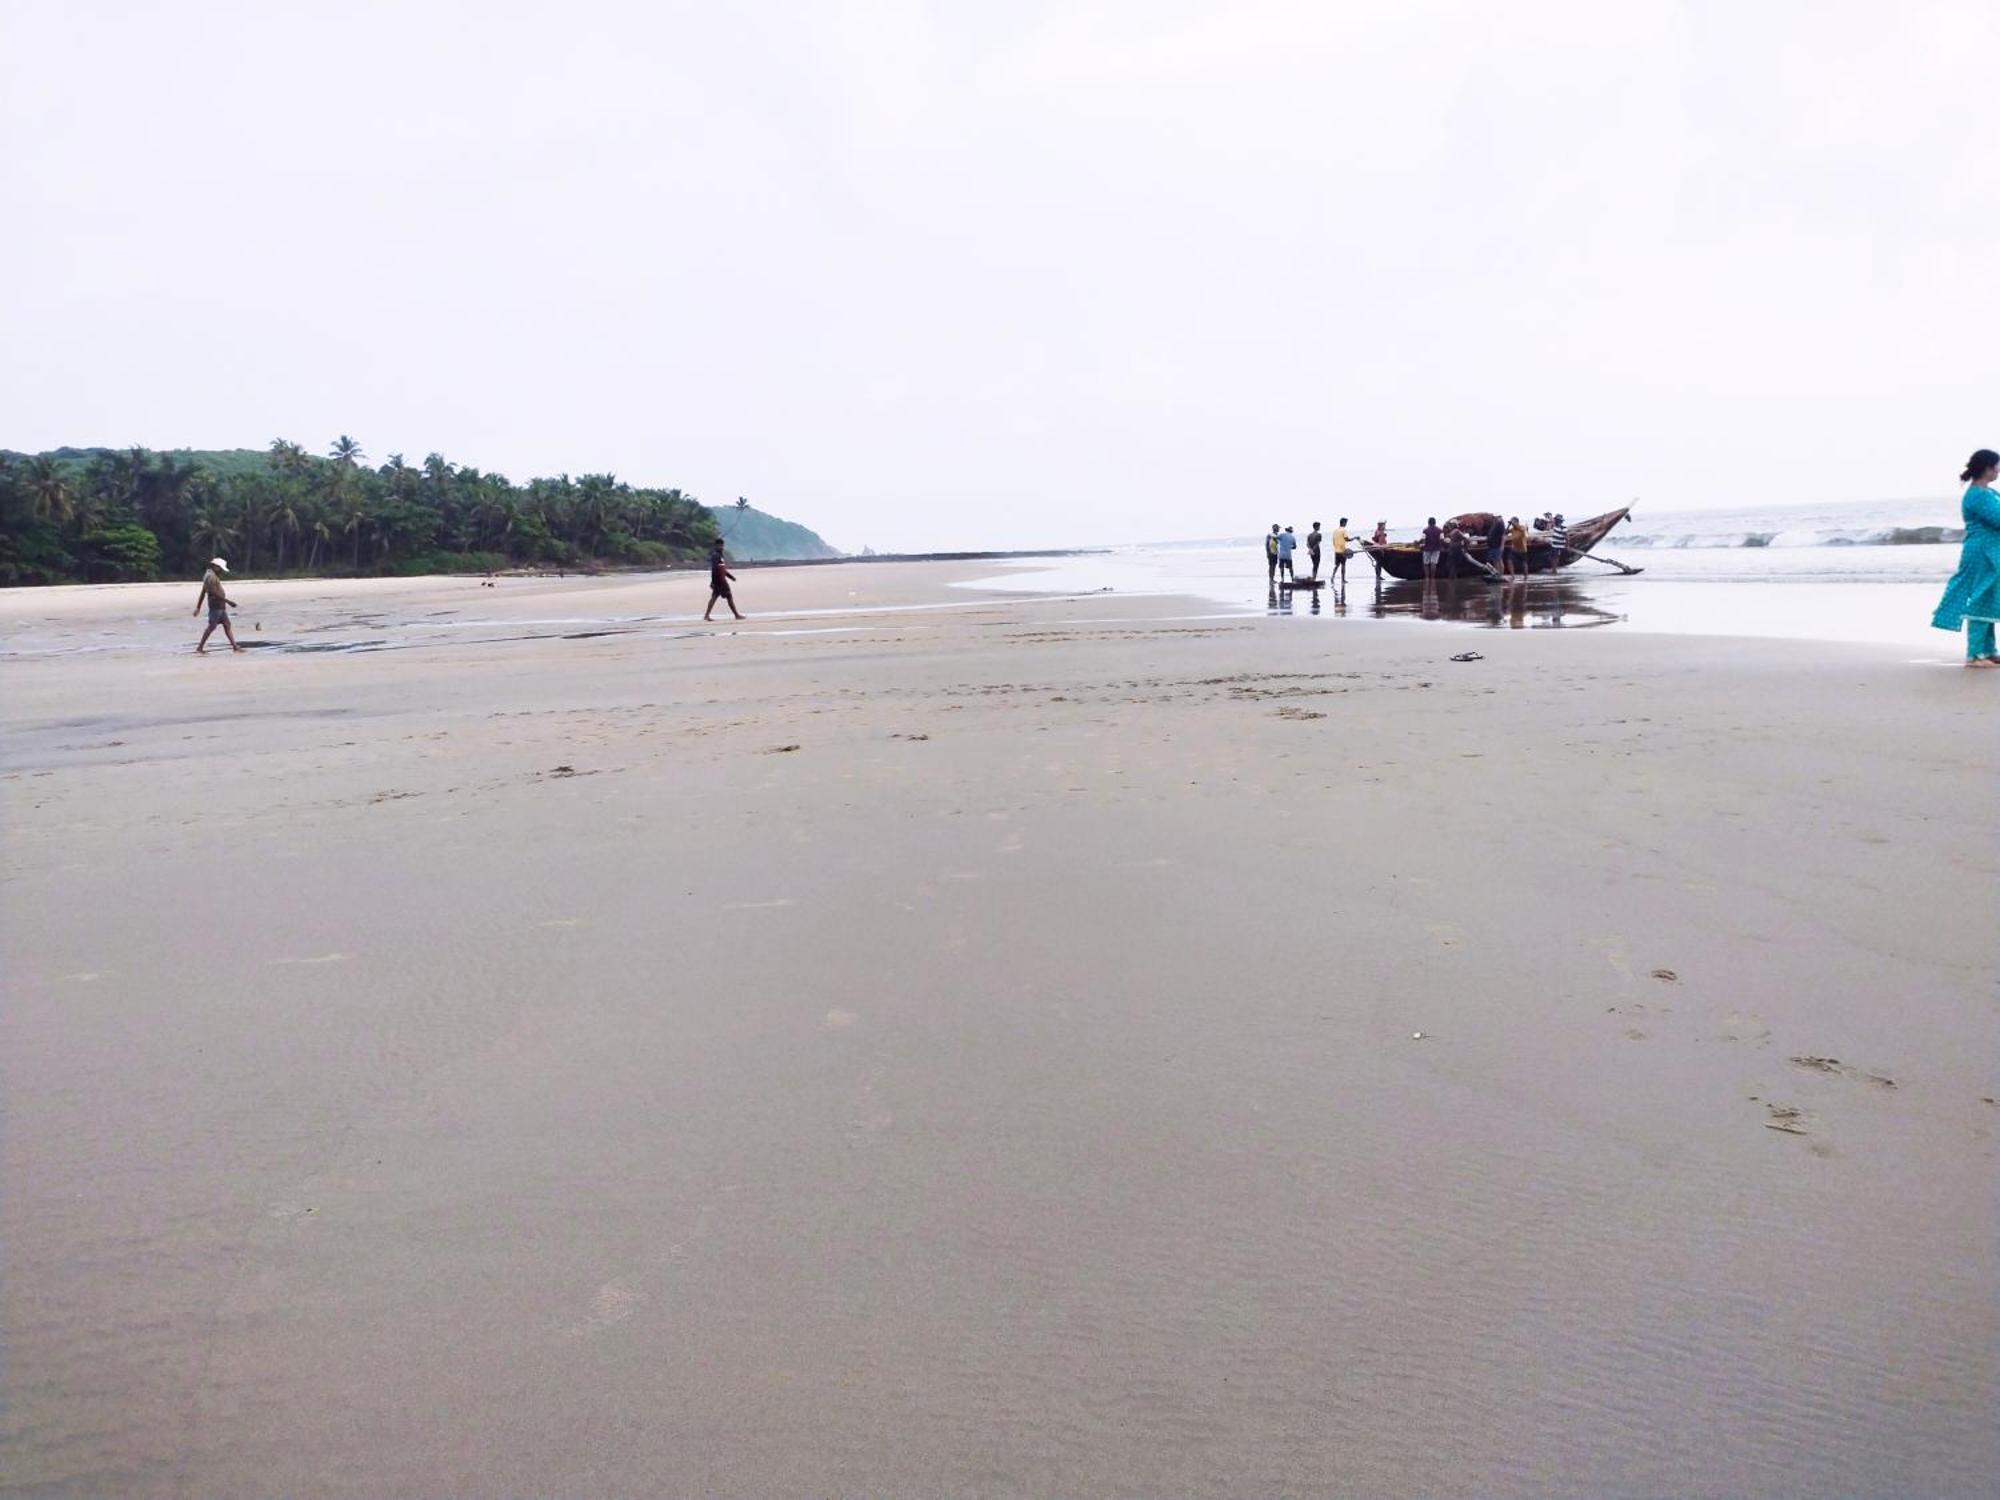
[1450,651,1484,663]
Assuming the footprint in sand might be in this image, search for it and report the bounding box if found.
[565,1279,647,1339]
[1790,1055,1896,1089]
[845,1083,895,1146]
[1717,1013,1772,1044]
[1760,1101,1811,1135]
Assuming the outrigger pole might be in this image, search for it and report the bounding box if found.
[1568,551,1646,577]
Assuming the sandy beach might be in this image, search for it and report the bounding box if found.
[2,562,1995,1497]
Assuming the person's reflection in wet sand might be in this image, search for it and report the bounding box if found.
[1332,581,1348,617]
[1267,585,1281,614]
[1509,584,1529,628]
[1421,580,1440,620]
[1309,586,1321,616]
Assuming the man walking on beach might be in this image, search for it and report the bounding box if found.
[1421,518,1443,582]
[705,541,742,622]
[193,557,241,653]
[1277,525,1297,583]
[1306,522,1323,580]
[1331,517,1351,584]
[1265,524,1281,583]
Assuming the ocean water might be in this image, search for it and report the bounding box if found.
[973,499,1969,650]
[1614,497,1962,551]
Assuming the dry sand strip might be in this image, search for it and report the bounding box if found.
[2,563,1996,1498]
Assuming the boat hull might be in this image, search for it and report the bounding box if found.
[1360,506,1630,583]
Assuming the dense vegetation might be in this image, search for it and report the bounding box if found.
[0,440,833,585]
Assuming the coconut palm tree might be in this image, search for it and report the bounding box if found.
[342,499,370,570]
[268,491,303,573]
[191,508,238,562]
[22,456,73,524]
[575,474,627,557]
[330,434,365,468]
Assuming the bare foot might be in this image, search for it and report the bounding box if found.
[1967,658,2000,669]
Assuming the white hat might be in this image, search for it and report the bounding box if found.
[210,557,229,572]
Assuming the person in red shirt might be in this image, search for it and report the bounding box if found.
[704,541,742,622]
[1420,518,1443,581]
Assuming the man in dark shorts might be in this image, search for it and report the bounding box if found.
[704,541,742,621]
[1306,521,1323,580]
[193,557,241,653]
[1421,518,1443,581]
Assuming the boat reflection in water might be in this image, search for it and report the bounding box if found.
[1265,574,1622,629]
[1369,577,1625,630]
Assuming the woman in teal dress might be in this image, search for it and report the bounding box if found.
[1933,448,2000,666]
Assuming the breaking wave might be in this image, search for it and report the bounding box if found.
[1621,524,1963,549]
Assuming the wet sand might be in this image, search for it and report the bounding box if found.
[2,564,1996,1497]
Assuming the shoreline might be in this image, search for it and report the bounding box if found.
[0,553,1973,663]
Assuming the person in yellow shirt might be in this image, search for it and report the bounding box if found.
[1504,517,1529,579]
[1330,517,1352,583]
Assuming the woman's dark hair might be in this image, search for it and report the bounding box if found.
[1961,449,2000,483]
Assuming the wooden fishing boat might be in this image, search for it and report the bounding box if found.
[1359,506,1634,582]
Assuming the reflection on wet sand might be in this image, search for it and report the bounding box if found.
[1265,574,1620,629]
[1370,577,1624,630]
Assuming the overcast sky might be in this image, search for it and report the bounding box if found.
[3,2,1995,550]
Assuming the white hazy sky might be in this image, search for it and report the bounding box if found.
[3,1,1996,550]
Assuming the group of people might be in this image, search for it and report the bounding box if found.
[179,455,2000,664]
[1417,512,1569,581]
[1261,513,1574,587]
[1265,519,1376,584]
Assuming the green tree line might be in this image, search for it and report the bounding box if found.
[0,438,727,585]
